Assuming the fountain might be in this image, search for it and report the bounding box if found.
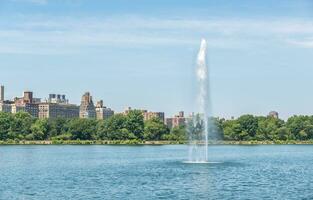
[186,39,211,163]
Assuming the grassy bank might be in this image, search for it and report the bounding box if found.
[0,140,185,145]
[2,140,313,145]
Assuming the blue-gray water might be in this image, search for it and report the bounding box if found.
[1,145,313,200]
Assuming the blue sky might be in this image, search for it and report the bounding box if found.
[0,0,313,119]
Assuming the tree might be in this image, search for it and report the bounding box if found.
[162,125,187,141]
[286,115,313,140]
[208,117,224,140]
[96,114,136,140]
[9,112,34,139]
[237,115,258,139]
[125,110,144,139]
[30,119,50,140]
[48,118,68,138]
[275,127,291,140]
[222,120,241,141]
[256,116,284,140]
[0,112,13,140]
[67,118,97,140]
[186,114,205,141]
[144,117,169,140]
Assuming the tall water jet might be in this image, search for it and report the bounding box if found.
[187,39,211,163]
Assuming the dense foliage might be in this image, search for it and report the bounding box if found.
[0,110,175,141]
[1,111,313,142]
[221,114,313,141]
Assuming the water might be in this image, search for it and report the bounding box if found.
[1,145,313,199]
[188,39,211,162]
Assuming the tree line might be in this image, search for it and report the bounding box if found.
[221,114,313,141]
[1,111,313,142]
[0,110,185,141]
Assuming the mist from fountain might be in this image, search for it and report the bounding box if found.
[187,39,211,163]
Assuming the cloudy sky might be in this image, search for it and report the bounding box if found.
[0,0,313,119]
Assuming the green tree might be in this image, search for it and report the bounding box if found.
[48,118,68,138]
[144,117,169,140]
[275,127,291,140]
[222,120,241,140]
[30,119,50,140]
[256,116,284,140]
[0,112,13,140]
[67,118,97,140]
[286,115,313,140]
[9,112,34,139]
[208,117,224,140]
[125,110,144,139]
[162,125,187,141]
[237,115,258,139]
[96,114,136,140]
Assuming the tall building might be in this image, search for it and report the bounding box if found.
[79,92,96,119]
[12,91,39,117]
[165,111,186,129]
[95,100,114,120]
[48,94,68,104]
[39,103,79,119]
[11,102,39,117]
[23,91,33,103]
[0,86,11,113]
[0,85,4,102]
[143,111,165,123]
[0,100,12,113]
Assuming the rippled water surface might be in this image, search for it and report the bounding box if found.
[1,145,313,199]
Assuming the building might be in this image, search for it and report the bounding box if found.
[268,111,279,119]
[0,101,12,113]
[143,111,165,123]
[38,103,79,119]
[124,107,165,122]
[23,91,33,103]
[0,86,12,113]
[39,94,79,119]
[165,111,186,129]
[79,92,96,119]
[11,104,25,114]
[32,98,41,104]
[12,91,39,117]
[11,102,39,117]
[0,85,4,102]
[95,100,114,120]
[48,94,68,104]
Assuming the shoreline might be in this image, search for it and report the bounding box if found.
[1,140,313,145]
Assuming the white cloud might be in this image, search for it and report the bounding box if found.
[1,16,313,54]
[286,38,313,48]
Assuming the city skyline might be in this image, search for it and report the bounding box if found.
[0,84,189,129]
[1,0,313,119]
[0,84,279,121]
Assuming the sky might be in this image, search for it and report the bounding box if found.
[0,0,313,119]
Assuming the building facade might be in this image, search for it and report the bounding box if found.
[48,94,68,104]
[39,103,79,119]
[268,111,279,119]
[0,86,11,113]
[0,101,12,113]
[79,92,96,119]
[143,111,165,123]
[165,111,186,129]
[11,91,39,117]
[95,100,114,120]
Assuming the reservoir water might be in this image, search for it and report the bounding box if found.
[1,145,313,199]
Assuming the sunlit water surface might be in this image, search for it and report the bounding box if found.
[1,145,313,199]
